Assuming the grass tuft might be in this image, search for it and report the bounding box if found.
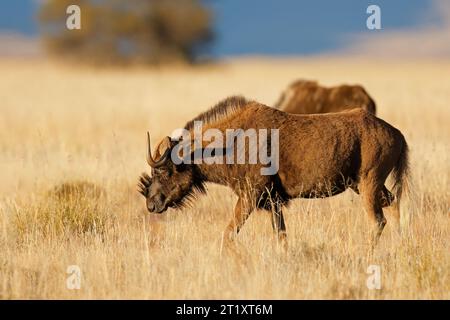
[12,181,113,244]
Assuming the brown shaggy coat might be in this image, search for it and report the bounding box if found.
[275,80,376,114]
[140,96,408,248]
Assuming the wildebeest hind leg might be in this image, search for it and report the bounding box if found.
[352,184,393,205]
[350,185,360,194]
[381,186,401,234]
[381,186,401,235]
[380,186,395,208]
[360,179,387,250]
[354,184,399,233]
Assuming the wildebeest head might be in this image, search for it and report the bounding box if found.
[138,133,205,214]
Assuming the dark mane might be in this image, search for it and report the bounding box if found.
[184,96,250,130]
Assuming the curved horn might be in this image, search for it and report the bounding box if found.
[146,132,170,168]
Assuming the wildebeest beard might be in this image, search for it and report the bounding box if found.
[138,168,207,212]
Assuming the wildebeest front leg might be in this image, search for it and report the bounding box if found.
[271,202,287,250]
[222,197,252,244]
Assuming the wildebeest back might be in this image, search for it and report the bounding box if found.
[275,80,376,115]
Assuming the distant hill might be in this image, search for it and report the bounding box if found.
[0,32,43,57]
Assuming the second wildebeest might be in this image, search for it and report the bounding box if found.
[139,96,408,249]
[275,80,377,115]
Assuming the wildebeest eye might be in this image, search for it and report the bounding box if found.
[138,173,151,196]
[175,163,187,172]
[153,166,172,178]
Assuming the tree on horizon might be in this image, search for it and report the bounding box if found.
[39,0,214,65]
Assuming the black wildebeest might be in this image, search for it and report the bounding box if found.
[139,96,408,248]
[275,80,376,115]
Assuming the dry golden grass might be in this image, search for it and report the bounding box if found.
[0,58,449,299]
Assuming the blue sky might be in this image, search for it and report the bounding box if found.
[207,0,432,56]
[0,0,437,56]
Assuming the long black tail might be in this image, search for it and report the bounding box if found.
[392,135,410,212]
